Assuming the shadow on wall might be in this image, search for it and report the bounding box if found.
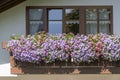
[0,47,10,65]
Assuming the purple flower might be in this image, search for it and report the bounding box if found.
[7,33,120,64]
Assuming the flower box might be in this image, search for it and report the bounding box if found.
[9,54,120,74]
[6,32,120,74]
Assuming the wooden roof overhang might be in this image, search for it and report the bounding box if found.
[0,0,26,13]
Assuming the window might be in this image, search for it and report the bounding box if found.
[28,9,44,35]
[65,9,79,34]
[26,6,113,35]
[48,9,63,34]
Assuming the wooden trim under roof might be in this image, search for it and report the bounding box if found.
[0,0,26,13]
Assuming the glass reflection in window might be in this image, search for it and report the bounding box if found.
[30,21,44,35]
[86,9,97,20]
[65,21,79,35]
[29,9,44,35]
[65,9,79,20]
[99,9,110,20]
[49,21,62,34]
[29,9,44,20]
[48,9,63,34]
[65,9,79,34]
[48,9,62,20]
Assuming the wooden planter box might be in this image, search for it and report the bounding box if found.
[3,41,120,74]
[10,55,120,74]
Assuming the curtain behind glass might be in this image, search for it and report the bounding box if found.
[29,9,44,35]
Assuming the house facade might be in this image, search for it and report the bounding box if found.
[0,0,120,76]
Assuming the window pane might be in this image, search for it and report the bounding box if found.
[48,9,62,20]
[86,9,97,20]
[30,21,43,35]
[65,21,79,34]
[29,9,44,20]
[65,9,79,34]
[99,21,110,34]
[99,9,111,20]
[48,21,62,34]
[86,21,97,34]
[65,9,79,20]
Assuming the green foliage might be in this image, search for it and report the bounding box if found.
[65,33,74,41]
[10,34,21,40]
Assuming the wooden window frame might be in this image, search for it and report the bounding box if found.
[26,6,113,35]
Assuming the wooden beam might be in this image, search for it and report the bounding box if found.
[0,0,11,7]
[2,41,8,49]
[0,0,26,13]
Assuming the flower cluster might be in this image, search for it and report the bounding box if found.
[7,32,120,64]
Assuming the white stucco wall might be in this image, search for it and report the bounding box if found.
[0,0,120,76]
